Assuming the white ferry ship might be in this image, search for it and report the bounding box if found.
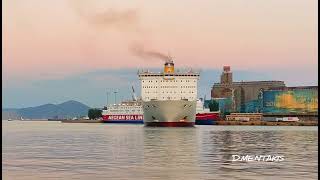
[138,57,200,127]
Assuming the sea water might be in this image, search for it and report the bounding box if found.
[2,121,318,180]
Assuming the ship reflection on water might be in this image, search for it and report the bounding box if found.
[142,127,202,179]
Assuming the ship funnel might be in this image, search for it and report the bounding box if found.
[164,56,174,73]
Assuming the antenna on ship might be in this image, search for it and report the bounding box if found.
[132,85,137,101]
[106,91,110,105]
[114,91,118,105]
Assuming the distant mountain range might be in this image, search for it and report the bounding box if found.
[2,100,91,119]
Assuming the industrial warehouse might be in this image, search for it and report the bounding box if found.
[209,66,318,122]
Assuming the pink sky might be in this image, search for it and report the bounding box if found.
[3,0,318,80]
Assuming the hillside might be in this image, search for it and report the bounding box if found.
[2,100,91,119]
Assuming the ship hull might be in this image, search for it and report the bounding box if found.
[104,120,143,124]
[195,112,219,125]
[102,114,143,124]
[144,122,194,127]
[143,100,196,127]
[195,119,215,125]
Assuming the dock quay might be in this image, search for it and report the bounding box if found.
[60,119,103,123]
[215,120,318,126]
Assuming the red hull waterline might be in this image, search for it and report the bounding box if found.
[145,122,195,127]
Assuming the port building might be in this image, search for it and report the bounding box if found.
[211,66,318,120]
[211,66,285,113]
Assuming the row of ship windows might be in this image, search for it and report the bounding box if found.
[109,107,141,109]
[144,97,194,100]
[144,91,195,94]
[143,80,196,83]
[140,74,199,77]
[143,86,196,88]
[109,108,141,110]
[108,110,142,112]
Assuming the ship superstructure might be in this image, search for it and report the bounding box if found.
[138,57,200,127]
[102,101,143,123]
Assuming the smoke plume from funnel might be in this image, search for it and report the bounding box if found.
[130,43,169,61]
[70,0,139,29]
[70,0,169,62]
[84,9,138,28]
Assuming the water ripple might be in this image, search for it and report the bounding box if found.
[2,121,318,180]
